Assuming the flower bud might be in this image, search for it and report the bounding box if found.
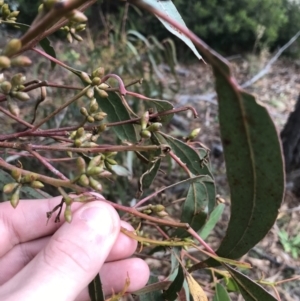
[89,98,98,113]
[76,127,85,138]
[11,56,32,67]
[11,73,26,87]
[11,169,21,182]
[8,11,20,18]
[13,91,30,101]
[3,182,19,194]
[67,32,73,43]
[140,111,149,130]
[92,77,101,86]
[152,204,165,213]
[78,174,90,187]
[105,158,117,165]
[80,107,89,117]
[30,181,44,189]
[75,24,86,32]
[64,205,72,223]
[7,100,20,117]
[68,10,88,23]
[76,156,86,173]
[140,129,151,139]
[87,115,95,123]
[10,185,21,208]
[88,155,102,169]
[96,170,112,178]
[93,112,107,121]
[155,210,169,218]
[95,86,108,98]
[92,67,105,78]
[86,87,94,99]
[186,128,201,140]
[88,176,102,192]
[22,173,38,183]
[43,0,61,10]
[0,81,12,94]
[146,122,162,132]
[86,166,104,176]
[80,72,92,84]
[73,33,83,42]
[1,4,10,19]
[97,124,107,133]
[3,39,22,57]
[0,56,11,68]
[74,138,82,147]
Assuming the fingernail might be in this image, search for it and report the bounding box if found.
[80,204,116,236]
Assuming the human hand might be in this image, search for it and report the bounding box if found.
[0,196,149,301]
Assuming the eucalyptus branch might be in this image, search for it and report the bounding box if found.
[168,150,192,177]
[0,105,34,128]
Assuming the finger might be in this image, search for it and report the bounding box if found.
[0,201,120,301]
[0,221,137,285]
[0,196,83,256]
[75,258,150,300]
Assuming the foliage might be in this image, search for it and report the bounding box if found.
[0,1,285,301]
[278,229,300,259]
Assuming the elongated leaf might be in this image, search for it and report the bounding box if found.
[213,283,232,301]
[138,276,166,301]
[162,266,185,301]
[140,0,201,60]
[88,274,105,301]
[199,203,225,240]
[0,169,51,200]
[211,63,284,260]
[226,266,277,301]
[159,133,216,213]
[40,38,56,69]
[150,99,174,123]
[96,91,139,143]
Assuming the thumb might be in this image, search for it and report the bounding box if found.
[2,201,120,301]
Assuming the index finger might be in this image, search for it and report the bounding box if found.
[0,196,83,257]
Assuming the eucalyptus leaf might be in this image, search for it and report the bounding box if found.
[88,274,105,301]
[162,265,184,301]
[213,283,232,301]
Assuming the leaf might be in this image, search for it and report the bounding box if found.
[186,273,208,301]
[140,0,202,60]
[138,276,166,301]
[0,169,51,200]
[226,265,277,301]
[199,203,225,240]
[162,265,185,301]
[40,38,57,69]
[88,274,105,301]
[150,99,174,123]
[96,91,139,143]
[158,133,216,213]
[110,165,132,177]
[172,179,209,238]
[213,283,232,301]
[209,63,284,260]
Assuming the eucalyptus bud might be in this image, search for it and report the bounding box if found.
[88,155,102,170]
[0,56,11,68]
[11,73,26,87]
[78,174,90,187]
[76,24,86,32]
[155,210,169,218]
[86,87,94,98]
[105,158,117,165]
[105,151,117,158]
[30,181,44,189]
[93,112,107,121]
[43,0,61,10]
[97,124,107,133]
[88,176,102,192]
[86,166,104,176]
[76,127,85,138]
[140,111,149,130]
[80,72,92,84]
[8,11,20,18]
[64,205,72,223]
[92,77,101,86]
[87,115,95,123]
[146,122,162,132]
[11,169,21,182]
[3,39,22,56]
[80,107,89,117]
[92,67,104,78]
[0,81,12,94]
[0,0,5,6]
[89,98,98,113]
[152,204,165,213]
[10,185,21,208]
[1,4,10,19]
[67,32,73,43]
[3,182,19,194]
[97,170,112,178]
[76,156,86,174]
[73,33,83,42]
[140,129,151,139]
[13,91,30,101]
[95,86,108,98]
[186,128,201,141]
[142,209,152,215]
[68,10,88,23]
[11,56,32,67]
[7,100,20,117]
[74,138,82,147]
[22,173,38,183]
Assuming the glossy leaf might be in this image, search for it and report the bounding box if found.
[211,63,284,260]
[150,99,174,123]
[226,266,277,301]
[140,0,202,60]
[199,203,225,240]
[213,283,232,301]
[162,265,185,301]
[96,91,139,143]
[40,38,57,69]
[111,165,132,177]
[0,169,51,200]
[88,274,105,301]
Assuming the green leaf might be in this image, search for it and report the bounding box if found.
[162,265,185,301]
[40,38,57,69]
[150,99,174,123]
[88,274,105,301]
[210,64,284,260]
[158,133,216,212]
[226,266,277,301]
[96,91,139,143]
[213,283,232,301]
[140,0,202,60]
[0,169,51,200]
[138,276,166,301]
[199,203,225,240]
[111,165,132,177]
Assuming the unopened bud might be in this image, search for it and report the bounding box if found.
[76,156,86,173]
[140,111,149,130]
[97,124,107,133]
[74,138,82,147]
[76,127,85,138]
[0,81,12,94]
[3,39,22,57]
[11,169,21,182]
[67,32,73,43]
[78,174,90,187]
[87,115,95,123]
[13,91,30,101]
[64,205,72,223]
[80,107,89,117]
[140,129,151,139]
[105,158,117,165]
[22,173,38,183]
[30,181,44,189]
[93,112,107,121]
[8,11,20,18]
[95,86,108,98]
[75,24,86,32]
[73,33,83,42]
[89,176,102,192]
[7,100,20,117]
[3,182,19,194]
[146,122,162,132]
[11,73,26,87]
[43,0,61,10]
[89,98,98,113]
[92,67,105,78]
[1,4,10,18]
[88,155,102,169]
[11,56,32,67]
[186,128,201,140]
[0,56,11,68]
[87,166,104,176]
[97,170,112,178]
[68,9,88,23]
[86,87,94,99]
[152,204,165,213]
[155,210,169,218]
[10,185,21,208]
[92,77,101,86]
[80,72,92,84]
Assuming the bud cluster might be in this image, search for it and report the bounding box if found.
[0,2,19,24]
[3,168,44,209]
[140,111,163,139]
[80,98,107,124]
